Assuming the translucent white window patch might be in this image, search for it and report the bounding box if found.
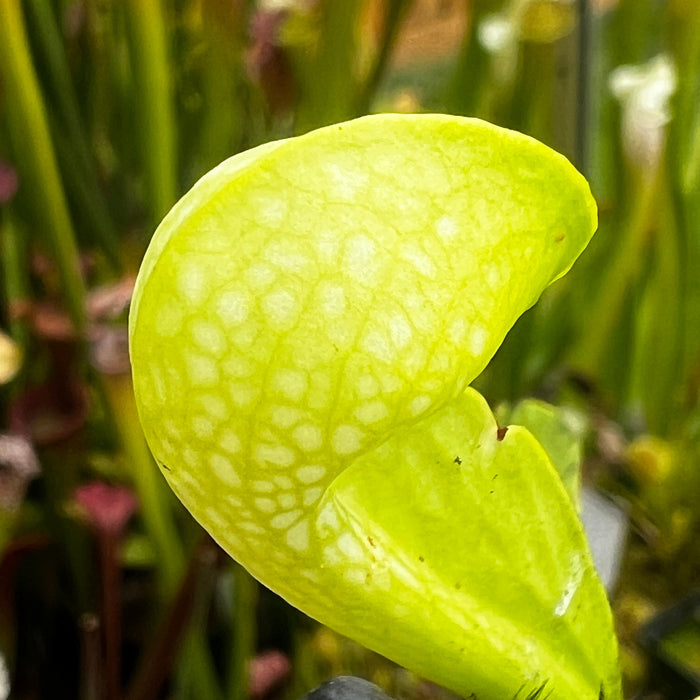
[155,302,185,337]
[261,288,301,331]
[436,214,459,240]
[315,281,347,318]
[295,464,327,484]
[208,452,241,485]
[286,518,310,552]
[343,234,381,284]
[270,509,302,530]
[185,353,219,387]
[176,262,207,303]
[197,393,228,421]
[215,288,251,326]
[353,400,389,425]
[188,319,227,357]
[253,443,297,468]
[331,424,365,456]
[277,493,297,510]
[292,423,324,452]
[270,368,308,402]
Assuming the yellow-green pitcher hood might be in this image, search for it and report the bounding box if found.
[129,114,619,700]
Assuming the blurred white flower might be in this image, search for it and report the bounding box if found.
[479,0,576,83]
[0,433,41,512]
[609,53,677,168]
[478,13,518,82]
[0,652,9,700]
[256,0,311,11]
[480,0,576,52]
[479,13,515,54]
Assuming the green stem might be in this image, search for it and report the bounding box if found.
[0,213,30,347]
[99,533,122,700]
[354,0,414,116]
[626,174,683,434]
[23,0,122,269]
[571,164,662,375]
[444,2,491,117]
[125,538,223,700]
[196,0,248,174]
[227,564,258,700]
[667,2,700,396]
[100,373,224,697]
[0,0,86,330]
[294,0,364,132]
[99,373,183,594]
[124,0,178,226]
[23,0,94,172]
[51,127,123,269]
[79,614,103,700]
[176,544,224,700]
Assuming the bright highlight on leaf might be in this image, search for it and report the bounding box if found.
[129,114,619,699]
[0,331,21,385]
[504,398,587,509]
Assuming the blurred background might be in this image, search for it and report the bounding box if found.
[0,0,699,698]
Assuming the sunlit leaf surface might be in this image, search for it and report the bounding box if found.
[129,114,619,699]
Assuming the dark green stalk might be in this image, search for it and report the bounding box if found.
[226,564,258,700]
[196,0,248,174]
[571,164,662,377]
[126,538,218,700]
[124,0,178,226]
[0,0,86,330]
[83,0,123,168]
[575,0,591,172]
[626,170,683,433]
[584,7,625,206]
[666,2,700,396]
[549,9,584,164]
[511,42,556,146]
[176,544,224,700]
[666,4,700,192]
[99,373,183,595]
[79,614,103,700]
[294,0,364,132]
[354,0,415,116]
[445,0,503,118]
[36,448,95,621]
[0,213,30,348]
[98,532,121,700]
[99,373,223,697]
[23,0,122,269]
[51,128,122,268]
[608,0,659,65]
[23,0,89,157]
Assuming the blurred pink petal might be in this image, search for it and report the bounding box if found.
[0,160,18,205]
[248,649,291,699]
[74,481,138,537]
[86,276,135,322]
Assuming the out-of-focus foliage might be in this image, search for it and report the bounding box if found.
[0,1,698,699]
